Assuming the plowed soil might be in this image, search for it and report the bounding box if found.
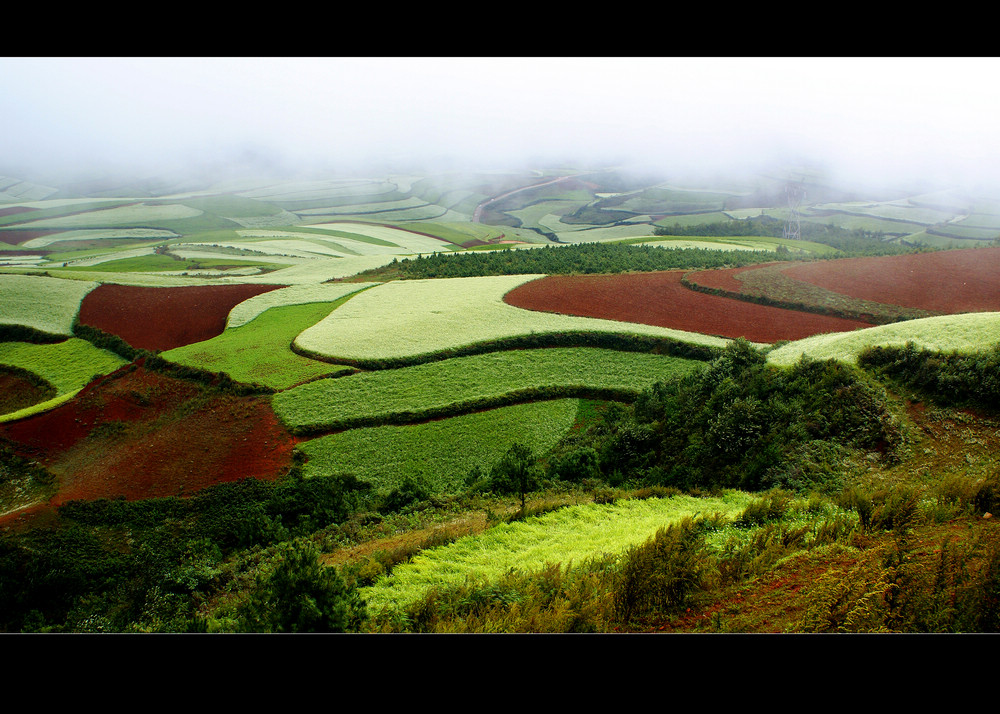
[0,370,54,415]
[778,248,1000,313]
[503,271,870,343]
[685,263,770,293]
[0,363,296,504]
[77,283,286,352]
[0,207,38,218]
[0,229,62,246]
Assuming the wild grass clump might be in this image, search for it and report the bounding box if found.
[837,484,923,534]
[733,489,795,528]
[796,531,1000,633]
[613,516,714,622]
[372,557,618,633]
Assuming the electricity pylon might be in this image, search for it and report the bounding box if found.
[783,181,805,241]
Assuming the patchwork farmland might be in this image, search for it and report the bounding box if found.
[2,167,1000,633]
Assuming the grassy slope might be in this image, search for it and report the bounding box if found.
[162,300,356,391]
[767,312,1000,366]
[293,275,730,363]
[0,339,128,421]
[273,348,703,432]
[0,274,98,335]
[297,398,580,496]
[362,491,756,614]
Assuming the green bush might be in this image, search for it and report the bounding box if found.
[237,540,366,633]
[613,516,711,622]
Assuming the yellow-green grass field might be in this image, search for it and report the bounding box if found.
[272,347,703,433]
[0,274,98,335]
[162,296,370,391]
[767,312,1000,366]
[0,339,128,421]
[297,398,581,496]
[293,274,732,363]
[361,491,756,614]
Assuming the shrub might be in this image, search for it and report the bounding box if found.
[613,516,711,622]
[238,540,366,633]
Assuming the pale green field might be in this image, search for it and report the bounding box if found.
[554,224,675,243]
[767,312,1000,366]
[293,274,732,362]
[295,196,431,215]
[163,301,356,391]
[361,491,756,614]
[14,202,204,229]
[297,398,581,495]
[0,274,98,334]
[224,255,398,285]
[272,347,703,432]
[810,201,958,226]
[61,246,156,267]
[8,269,223,288]
[235,180,397,202]
[225,282,378,328]
[303,222,456,253]
[0,339,128,420]
[22,228,178,249]
[635,239,770,252]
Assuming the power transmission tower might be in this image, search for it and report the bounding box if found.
[783,181,805,240]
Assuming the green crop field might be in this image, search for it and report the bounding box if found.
[162,301,359,390]
[293,274,731,364]
[296,398,581,495]
[362,491,756,614]
[0,274,98,335]
[6,158,1000,634]
[0,338,127,421]
[273,347,703,433]
[767,312,1000,366]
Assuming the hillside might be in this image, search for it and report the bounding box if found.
[1,168,999,633]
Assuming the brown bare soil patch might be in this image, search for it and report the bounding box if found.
[685,263,773,293]
[0,207,39,218]
[78,282,285,352]
[0,370,55,415]
[779,248,1000,314]
[0,229,63,246]
[504,271,870,343]
[0,364,297,504]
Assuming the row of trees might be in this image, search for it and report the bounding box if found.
[364,242,786,281]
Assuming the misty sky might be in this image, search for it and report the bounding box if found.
[3,57,1000,189]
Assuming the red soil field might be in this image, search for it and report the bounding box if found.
[0,363,296,504]
[777,248,1000,314]
[685,263,777,293]
[503,271,871,343]
[0,372,53,415]
[78,282,286,352]
[0,229,63,246]
[0,206,38,218]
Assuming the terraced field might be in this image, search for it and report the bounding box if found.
[5,169,1000,633]
[505,271,871,342]
[273,347,703,434]
[0,339,128,422]
[77,282,286,351]
[297,398,582,496]
[0,274,99,335]
[293,274,733,366]
[767,312,1000,366]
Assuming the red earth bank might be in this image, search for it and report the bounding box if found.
[777,248,1000,314]
[503,271,871,343]
[77,283,286,351]
[0,364,297,504]
[0,229,64,246]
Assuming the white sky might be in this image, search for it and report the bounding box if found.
[3,56,1000,189]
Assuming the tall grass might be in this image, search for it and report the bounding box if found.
[361,492,754,617]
